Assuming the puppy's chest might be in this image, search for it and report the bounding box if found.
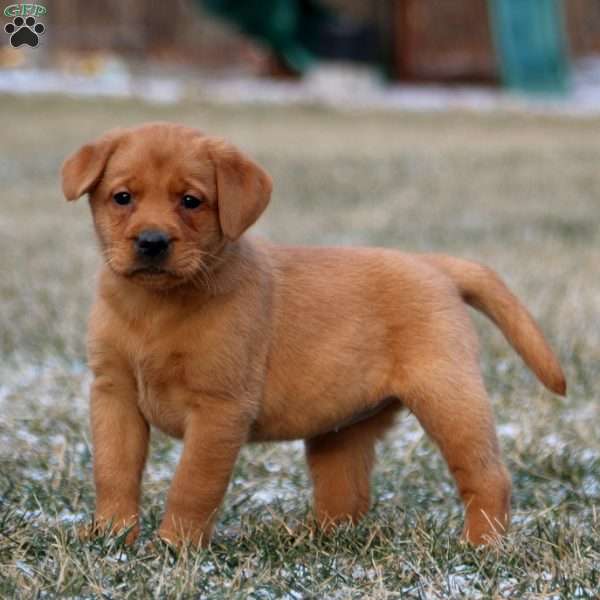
[127,330,230,437]
[133,348,190,438]
[112,299,253,436]
[134,360,186,437]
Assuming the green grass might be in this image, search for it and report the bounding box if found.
[0,95,599,598]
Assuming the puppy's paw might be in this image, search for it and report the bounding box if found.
[156,526,209,549]
[80,516,139,545]
[77,521,96,542]
[156,526,182,548]
[143,535,180,556]
[157,516,213,549]
[310,512,359,535]
[461,518,507,547]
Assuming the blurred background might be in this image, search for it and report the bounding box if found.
[1,1,599,596]
[2,0,600,109]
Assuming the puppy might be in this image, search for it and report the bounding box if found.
[61,123,566,547]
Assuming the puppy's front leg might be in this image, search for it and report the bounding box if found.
[158,401,249,547]
[90,370,149,543]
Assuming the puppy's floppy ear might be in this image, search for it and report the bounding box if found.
[61,129,123,201]
[209,139,272,240]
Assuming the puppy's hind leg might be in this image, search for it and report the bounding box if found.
[397,359,511,545]
[305,402,401,529]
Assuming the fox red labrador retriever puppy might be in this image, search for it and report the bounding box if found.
[62,123,565,547]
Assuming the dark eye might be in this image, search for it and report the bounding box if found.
[181,194,204,210]
[113,191,132,206]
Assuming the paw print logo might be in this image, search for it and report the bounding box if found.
[5,16,45,48]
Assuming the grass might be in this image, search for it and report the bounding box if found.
[0,94,599,598]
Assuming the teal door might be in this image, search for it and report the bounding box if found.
[489,0,570,95]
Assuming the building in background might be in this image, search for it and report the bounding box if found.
[8,0,600,95]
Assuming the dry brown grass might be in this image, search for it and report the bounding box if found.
[0,95,598,598]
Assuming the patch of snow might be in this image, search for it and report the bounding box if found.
[13,506,86,526]
[248,477,299,505]
[3,56,600,114]
[56,510,85,524]
[22,467,47,482]
[106,552,129,564]
[0,356,90,415]
[201,562,216,574]
[388,422,425,455]
[496,359,512,374]
[498,577,519,595]
[15,560,35,577]
[582,474,600,496]
[497,423,521,438]
[445,570,486,599]
[0,68,184,104]
[191,56,600,116]
[13,509,42,520]
[543,433,566,451]
[580,448,600,461]
[351,565,377,581]
[263,461,281,473]
[15,429,40,445]
[137,78,184,104]
[146,444,182,482]
[49,433,67,446]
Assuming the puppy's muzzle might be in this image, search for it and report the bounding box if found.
[135,229,171,262]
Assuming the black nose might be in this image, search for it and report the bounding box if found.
[135,229,171,260]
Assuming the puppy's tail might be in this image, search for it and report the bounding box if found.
[423,254,566,395]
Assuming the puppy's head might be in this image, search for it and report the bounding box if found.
[61,122,271,289]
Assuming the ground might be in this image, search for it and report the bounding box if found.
[0,95,598,598]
